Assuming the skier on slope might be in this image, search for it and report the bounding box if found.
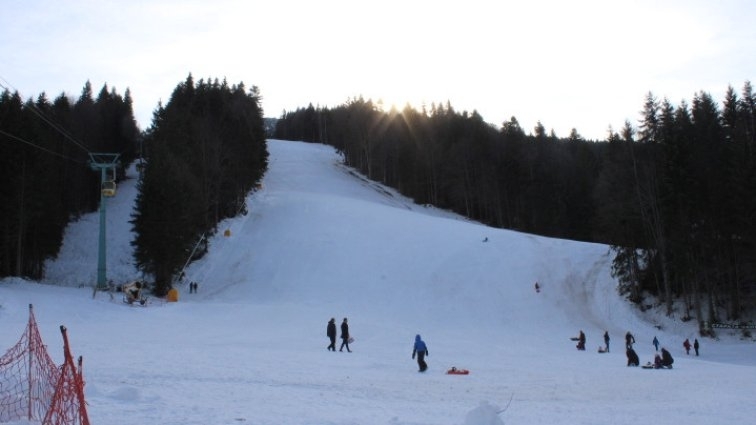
[412,335,429,372]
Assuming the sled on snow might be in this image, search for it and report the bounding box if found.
[446,367,469,375]
[641,362,672,369]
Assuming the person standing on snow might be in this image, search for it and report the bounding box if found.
[326,318,337,351]
[339,318,352,352]
[653,336,659,351]
[603,331,610,352]
[412,334,429,372]
[693,338,700,356]
[625,331,635,350]
[576,330,586,350]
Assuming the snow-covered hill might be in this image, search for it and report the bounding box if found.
[1,140,753,425]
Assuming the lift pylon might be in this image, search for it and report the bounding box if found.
[88,153,120,291]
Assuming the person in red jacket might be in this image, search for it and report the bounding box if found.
[683,338,691,355]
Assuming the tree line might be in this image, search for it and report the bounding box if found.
[274,82,756,330]
[0,75,267,297]
[0,82,139,279]
[130,75,268,295]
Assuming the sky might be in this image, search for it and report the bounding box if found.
[1,0,754,139]
[1,139,755,424]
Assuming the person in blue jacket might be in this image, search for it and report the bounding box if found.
[412,334,429,372]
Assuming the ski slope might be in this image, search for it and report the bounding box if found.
[1,139,754,425]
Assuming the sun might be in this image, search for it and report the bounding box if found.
[374,97,420,114]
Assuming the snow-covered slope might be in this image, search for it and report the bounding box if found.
[1,140,753,425]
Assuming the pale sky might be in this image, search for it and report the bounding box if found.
[1,0,753,140]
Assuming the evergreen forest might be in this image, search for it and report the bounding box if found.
[0,75,268,298]
[274,82,756,329]
[3,72,755,327]
[0,82,139,279]
[130,75,268,295]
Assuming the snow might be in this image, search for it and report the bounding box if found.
[1,139,754,425]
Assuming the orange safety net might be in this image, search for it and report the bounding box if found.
[0,304,60,422]
[0,305,89,425]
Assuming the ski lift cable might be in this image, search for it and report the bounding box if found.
[0,75,92,155]
[0,128,87,164]
[177,233,206,284]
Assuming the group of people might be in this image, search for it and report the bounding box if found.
[683,338,700,356]
[576,330,697,370]
[326,317,352,352]
[325,318,430,372]
[328,319,700,373]
[650,348,675,369]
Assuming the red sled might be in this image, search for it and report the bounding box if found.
[446,367,470,375]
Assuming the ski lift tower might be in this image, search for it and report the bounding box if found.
[89,153,120,291]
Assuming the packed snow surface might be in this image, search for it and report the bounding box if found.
[1,140,754,424]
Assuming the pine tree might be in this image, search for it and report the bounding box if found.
[131,75,267,295]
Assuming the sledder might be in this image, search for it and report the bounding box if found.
[122,280,148,305]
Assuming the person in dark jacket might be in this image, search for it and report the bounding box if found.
[412,334,429,372]
[339,318,351,352]
[654,353,662,369]
[603,331,610,352]
[576,330,586,350]
[693,338,700,356]
[660,347,674,368]
[326,318,337,351]
[625,331,635,349]
[626,347,640,366]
